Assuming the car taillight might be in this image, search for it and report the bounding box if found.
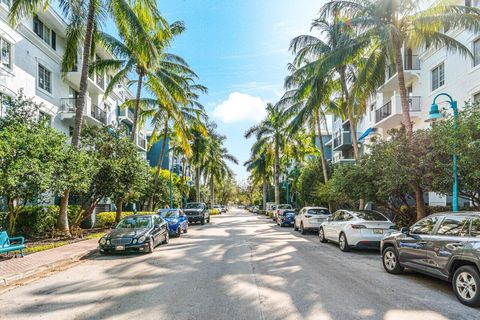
[351,224,367,229]
[304,214,312,218]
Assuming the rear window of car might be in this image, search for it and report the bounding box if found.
[285,212,295,217]
[277,204,292,209]
[308,209,330,215]
[355,211,388,221]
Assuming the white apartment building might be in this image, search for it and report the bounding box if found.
[328,0,480,206]
[0,2,147,152]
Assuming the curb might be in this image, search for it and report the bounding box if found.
[0,248,98,288]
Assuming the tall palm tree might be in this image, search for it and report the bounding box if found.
[245,103,288,205]
[245,143,273,212]
[320,0,480,137]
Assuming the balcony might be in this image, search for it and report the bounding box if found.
[119,108,135,124]
[333,158,356,165]
[332,131,353,151]
[374,95,422,129]
[135,132,147,151]
[66,65,106,95]
[381,55,421,92]
[59,97,107,126]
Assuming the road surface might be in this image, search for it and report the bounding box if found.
[0,210,477,320]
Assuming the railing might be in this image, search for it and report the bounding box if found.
[333,131,352,149]
[91,104,107,124]
[96,73,105,89]
[376,101,392,123]
[386,55,421,79]
[138,134,146,149]
[119,108,135,121]
[407,96,421,112]
[60,98,78,113]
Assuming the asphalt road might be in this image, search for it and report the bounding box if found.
[0,210,478,320]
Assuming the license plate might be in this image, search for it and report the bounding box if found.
[373,229,383,234]
[115,245,125,251]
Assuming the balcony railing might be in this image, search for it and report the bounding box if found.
[60,98,78,113]
[333,131,352,150]
[91,104,107,124]
[376,101,392,123]
[96,73,105,89]
[386,55,421,79]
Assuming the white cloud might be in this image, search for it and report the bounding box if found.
[212,92,267,124]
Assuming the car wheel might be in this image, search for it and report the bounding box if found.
[176,227,182,237]
[201,218,205,225]
[339,233,350,252]
[146,239,154,253]
[207,217,210,223]
[453,265,480,307]
[300,222,306,235]
[163,232,169,245]
[294,222,298,231]
[319,227,327,243]
[382,247,403,274]
[184,224,188,233]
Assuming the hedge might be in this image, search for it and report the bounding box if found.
[95,211,155,228]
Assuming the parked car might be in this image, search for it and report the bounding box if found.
[158,209,188,237]
[184,202,210,225]
[212,205,223,214]
[221,205,227,213]
[99,214,169,254]
[266,202,276,216]
[381,212,480,307]
[277,210,296,227]
[274,204,293,221]
[294,207,331,234]
[251,205,259,214]
[319,210,395,251]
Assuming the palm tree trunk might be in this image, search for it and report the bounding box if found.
[262,176,267,212]
[115,198,123,223]
[274,138,280,205]
[148,117,169,211]
[195,167,201,202]
[57,0,96,237]
[131,71,144,143]
[339,69,361,160]
[395,44,413,137]
[415,184,426,221]
[210,176,215,207]
[315,111,329,182]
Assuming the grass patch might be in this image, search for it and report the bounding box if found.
[84,231,106,240]
[24,232,106,254]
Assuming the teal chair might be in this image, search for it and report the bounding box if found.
[0,231,25,257]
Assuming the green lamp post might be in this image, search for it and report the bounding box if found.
[425,92,459,212]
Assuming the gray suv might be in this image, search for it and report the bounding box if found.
[381,212,480,307]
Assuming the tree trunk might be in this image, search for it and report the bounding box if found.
[395,44,413,137]
[415,184,426,221]
[210,176,215,207]
[56,0,96,237]
[195,167,201,202]
[315,111,329,182]
[148,117,169,211]
[262,176,267,212]
[274,138,280,205]
[131,71,144,143]
[115,198,124,223]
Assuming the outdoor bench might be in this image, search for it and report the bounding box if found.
[0,231,25,257]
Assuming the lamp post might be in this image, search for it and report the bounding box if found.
[425,92,459,212]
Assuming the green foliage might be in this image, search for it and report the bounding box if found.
[296,159,328,207]
[95,211,155,228]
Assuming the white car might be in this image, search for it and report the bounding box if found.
[294,207,331,234]
[319,210,396,252]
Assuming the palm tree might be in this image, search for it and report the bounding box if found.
[320,0,480,137]
[245,103,288,205]
[245,143,273,212]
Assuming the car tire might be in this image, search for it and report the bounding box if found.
[453,265,480,307]
[319,227,327,243]
[339,233,350,252]
[146,239,154,253]
[176,227,181,237]
[294,222,298,231]
[201,218,205,225]
[300,222,306,235]
[207,217,210,223]
[382,247,404,274]
[163,232,169,245]
[184,224,188,233]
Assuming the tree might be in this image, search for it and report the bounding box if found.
[245,144,272,211]
[245,103,288,205]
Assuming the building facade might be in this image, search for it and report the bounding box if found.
[0,3,147,152]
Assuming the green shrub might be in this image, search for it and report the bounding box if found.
[209,209,220,215]
[95,211,156,228]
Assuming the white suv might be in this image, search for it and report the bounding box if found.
[294,207,331,234]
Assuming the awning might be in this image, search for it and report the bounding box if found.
[358,127,375,141]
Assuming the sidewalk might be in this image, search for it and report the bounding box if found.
[0,238,98,286]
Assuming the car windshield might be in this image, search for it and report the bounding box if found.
[116,217,152,229]
[186,203,204,209]
[159,210,178,218]
[308,208,330,215]
[355,210,388,221]
[277,204,292,209]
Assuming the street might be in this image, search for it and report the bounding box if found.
[0,210,478,320]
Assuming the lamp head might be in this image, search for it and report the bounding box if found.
[425,102,443,123]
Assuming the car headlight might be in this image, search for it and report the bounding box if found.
[138,236,146,244]
[132,239,138,244]
[100,237,106,245]
[106,239,111,245]
[170,219,178,224]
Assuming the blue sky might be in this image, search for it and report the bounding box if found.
[111,0,325,181]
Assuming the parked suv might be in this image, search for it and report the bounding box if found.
[381,212,480,307]
[184,202,210,225]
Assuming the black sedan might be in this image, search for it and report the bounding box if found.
[99,214,169,254]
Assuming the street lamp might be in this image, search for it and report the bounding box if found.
[425,92,459,212]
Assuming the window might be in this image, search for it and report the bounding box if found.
[431,63,445,91]
[0,0,10,7]
[474,38,480,67]
[470,218,480,237]
[33,16,56,50]
[436,216,470,236]
[38,64,52,93]
[0,93,12,117]
[355,211,389,221]
[411,216,440,235]
[0,37,11,69]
